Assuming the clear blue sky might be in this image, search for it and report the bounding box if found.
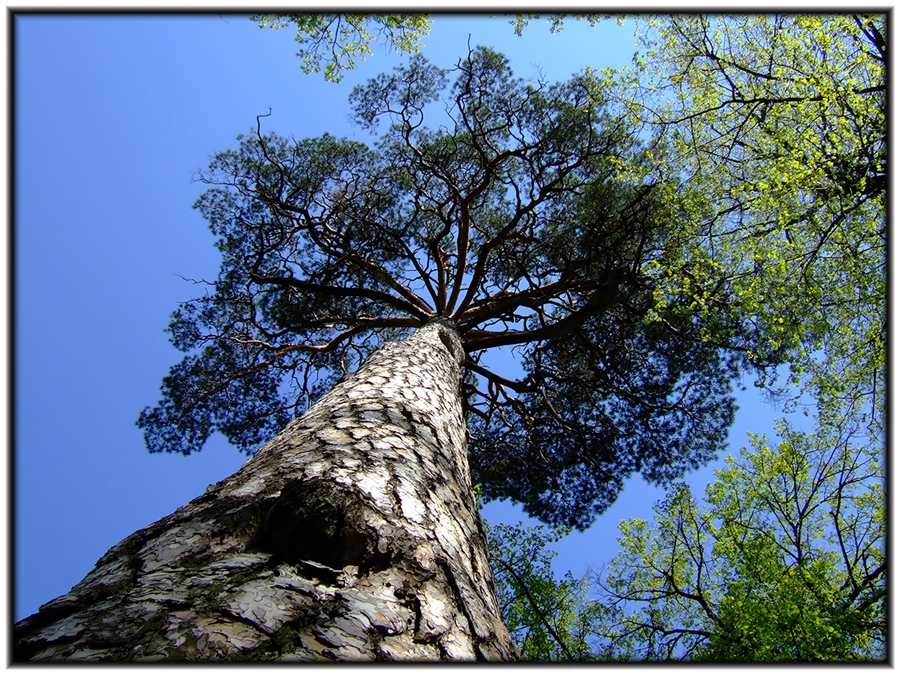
[14,13,789,621]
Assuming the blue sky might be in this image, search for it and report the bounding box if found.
[14,13,790,622]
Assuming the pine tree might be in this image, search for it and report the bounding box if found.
[15,47,748,661]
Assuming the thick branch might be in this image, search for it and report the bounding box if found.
[844,561,886,609]
[455,276,575,329]
[248,271,432,321]
[445,147,530,314]
[343,252,435,315]
[463,270,625,351]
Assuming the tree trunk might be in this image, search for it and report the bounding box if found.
[15,319,517,662]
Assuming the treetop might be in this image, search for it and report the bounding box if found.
[140,46,764,529]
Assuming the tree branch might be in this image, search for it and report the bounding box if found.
[248,271,432,321]
[463,270,625,351]
[495,558,578,661]
[465,359,536,394]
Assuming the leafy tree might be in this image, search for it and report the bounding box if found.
[253,13,431,81]
[507,13,609,36]
[615,14,886,434]
[485,521,601,661]
[486,415,885,662]
[250,12,606,83]
[596,416,885,661]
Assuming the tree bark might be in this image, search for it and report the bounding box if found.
[15,319,517,662]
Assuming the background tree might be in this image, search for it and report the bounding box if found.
[595,415,885,661]
[484,520,605,661]
[487,415,885,661]
[600,23,887,658]
[250,12,607,83]
[508,12,885,441]
[616,14,886,435]
[252,13,431,82]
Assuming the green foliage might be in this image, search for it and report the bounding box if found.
[585,14,885,659]
[507,13,612,37]
[486,415,884,661]
[253,14,431,82]
[485,522,605,660]
[597,417,885,661]
[506,14,886,454]
[252,12,615,82]
[613,14,886,438]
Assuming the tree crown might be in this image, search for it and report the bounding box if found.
[139,47,751,529]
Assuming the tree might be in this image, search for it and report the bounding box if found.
[594,416,885,661]
[616,14,886,435]
[253,13,431,82]
[249,13,603,83]
[15,48,747,660]
[484,415,885,661]
[485,521,605,661]
[469,15,886,663]
[591,22,888,658]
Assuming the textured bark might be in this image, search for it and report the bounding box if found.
[15,319,516,661]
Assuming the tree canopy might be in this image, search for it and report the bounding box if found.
[247,13,886,436]
[617,14,886,433]
[138,47,755,530]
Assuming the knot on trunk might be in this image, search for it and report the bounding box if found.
[424,317,465,366]
[251,479,392,574]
